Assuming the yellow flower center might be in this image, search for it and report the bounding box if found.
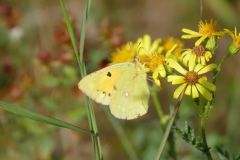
[192,45,205,56]
[185,71,198,84]
[149,54,165,70]
[140,54,165,71]
[198,20,217,37]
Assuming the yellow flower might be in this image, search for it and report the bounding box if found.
[225,27,240,54]
[110,34,166,86]
[110,42,136,64]
[167,59,217,100]
[135,35,167,86]
[136,34,163,56]
[140,53,166,86]
[182,20,224,46]
[181,45,212,67]
[163,37,184,58]
[110,34,162,64]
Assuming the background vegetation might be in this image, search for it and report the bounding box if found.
[0,0,240,159]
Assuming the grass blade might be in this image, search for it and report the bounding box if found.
[59,0,103,159]
[0,101,92,135]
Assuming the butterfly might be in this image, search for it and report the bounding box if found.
[78,62,150,120]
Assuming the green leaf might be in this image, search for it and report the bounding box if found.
[174,122,205,152]
[215,146,230,160]
[0,101,92,135]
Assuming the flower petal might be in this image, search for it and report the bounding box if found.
[192,85,199,98]
[198,63,217,75]
[200,56,206,65]
[150,39,161,53]
[156,64,166,77]
[194,64,204,72]
[196,83,213,101]
[195,35,208,46]
[168,75,185,84]
[185,85,191,95]
[173,83,187,99]
[182,28,202,36]
[143,35,151,50]
[198,78,216,91]
[167,59,187,75]
[152,71,161,86]
[189,54,196,71]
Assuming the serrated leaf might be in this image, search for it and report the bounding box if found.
[174,122,205,152]
[215,146,230,160]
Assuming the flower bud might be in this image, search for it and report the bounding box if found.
[205,37,217,52]
[228,42,240,55]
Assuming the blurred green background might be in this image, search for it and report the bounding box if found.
[0,0,240,159]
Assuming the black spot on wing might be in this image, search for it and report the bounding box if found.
[107,72,112,77]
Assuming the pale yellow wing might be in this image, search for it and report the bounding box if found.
[78,63,134,105]
[109,67,150,120]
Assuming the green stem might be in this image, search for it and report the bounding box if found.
[59,0,103,159]
[152,90,177,160]
[152,89,177,159]
[200,106,213,160]
[155,92,184,160]
[152,89,164,123]
[199,52,231,160]
[213,52,230,82]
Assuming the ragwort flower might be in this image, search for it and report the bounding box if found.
[136,35,166,86]
[110,34,166,86]
[167,59,216,100]
[163,37,184,59]
[110,42,137,64]
[181,45,212,67]
[182,20,224,46]
[225,27,240,55]
[140,53,166,86]
[136,34,163,56]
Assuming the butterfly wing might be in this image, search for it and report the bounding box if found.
[78,63,134,105]
[109,67,150,120]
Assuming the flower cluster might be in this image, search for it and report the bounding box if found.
[110,35,183,86]
[109,20,240,101]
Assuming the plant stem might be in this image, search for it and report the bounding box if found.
[59,0,103,159]
[200,106,213,160]
[152,89,164,124]
[152,89,177,160]
[198,52,231,160]
[213,52,230,82]
[155,92,184,160]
